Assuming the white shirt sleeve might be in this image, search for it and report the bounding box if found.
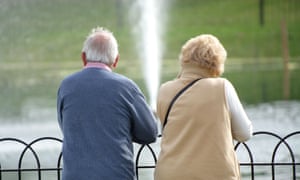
[224,79,253,142]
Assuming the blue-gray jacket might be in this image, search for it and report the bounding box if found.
[57,67,158,180]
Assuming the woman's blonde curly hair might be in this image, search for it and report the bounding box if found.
[180,34,227,77]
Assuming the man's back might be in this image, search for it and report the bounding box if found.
[57,67,157,180]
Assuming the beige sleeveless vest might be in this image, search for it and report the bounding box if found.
[155,73,240,180]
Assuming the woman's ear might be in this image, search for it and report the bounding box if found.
[81,52,87,66]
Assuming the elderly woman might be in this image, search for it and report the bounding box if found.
[154,34,252,180]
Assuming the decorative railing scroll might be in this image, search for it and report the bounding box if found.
[1,131,299,180]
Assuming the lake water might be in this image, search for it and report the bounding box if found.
[0,100,299,180]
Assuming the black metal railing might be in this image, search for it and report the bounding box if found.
[0,131,299,180]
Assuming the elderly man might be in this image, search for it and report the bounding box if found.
[57,27,157,180]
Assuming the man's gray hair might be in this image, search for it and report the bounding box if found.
[82,27,119,65]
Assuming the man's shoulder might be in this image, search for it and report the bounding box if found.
[60,70,83,84]
[112,72,137,87]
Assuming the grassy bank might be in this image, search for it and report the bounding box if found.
[0,0,299,117]
[0,0,299,61]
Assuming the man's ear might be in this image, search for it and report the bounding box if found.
[81,52,87,66]
[112,55,119,68]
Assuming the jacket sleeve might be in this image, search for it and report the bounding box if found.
[57,87,64,131]
[224,79,253,142]
[129,92,158,144]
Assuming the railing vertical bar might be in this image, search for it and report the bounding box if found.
[0,164,2,180]
[146,144,158,163]
[18,143,41,180]
[271,132,297,180]
[135,144,145,180]
[57,152,63,180]
[282,131,300,180]
[235,141,255,180]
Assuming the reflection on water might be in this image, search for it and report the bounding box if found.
[1,100,299,139]
[0,100,299,180]
[247,101,300,134]
[0,98,60,140]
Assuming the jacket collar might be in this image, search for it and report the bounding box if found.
[178,62,213,80]
[84,62,112,72]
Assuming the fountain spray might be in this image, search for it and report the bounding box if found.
[130,0,168,110]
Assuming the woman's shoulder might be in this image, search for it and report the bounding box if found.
[211,77,235,87]
[201,77,231,86]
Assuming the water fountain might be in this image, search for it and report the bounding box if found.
[130,0,168,109]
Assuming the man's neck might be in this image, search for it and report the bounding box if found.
[84,62,112,72]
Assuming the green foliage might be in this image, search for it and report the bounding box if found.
[0,0,299,117]
[0,0,299,62]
